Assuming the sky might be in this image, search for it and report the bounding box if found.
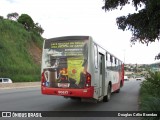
[1,0,160,64]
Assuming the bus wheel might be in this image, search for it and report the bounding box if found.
[103,85,111,102]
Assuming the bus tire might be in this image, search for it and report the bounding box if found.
[103,84,111,102]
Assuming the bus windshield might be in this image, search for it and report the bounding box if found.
[42,39,88,89]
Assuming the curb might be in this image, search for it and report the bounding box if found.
[0,82,40,90]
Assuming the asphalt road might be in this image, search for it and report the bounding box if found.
[0,79,142,120]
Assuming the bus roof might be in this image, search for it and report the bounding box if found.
[46,36,90,41]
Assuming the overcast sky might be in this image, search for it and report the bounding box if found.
[1,0,160,64]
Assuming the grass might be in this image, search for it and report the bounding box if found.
[0,19,43,82]
[139,71,160,120]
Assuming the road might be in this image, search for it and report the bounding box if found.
[0,79,142,120]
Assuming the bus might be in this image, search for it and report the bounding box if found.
[41,36,124,102]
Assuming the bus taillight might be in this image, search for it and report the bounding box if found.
[41,72,45,87]
[85,72,91,88]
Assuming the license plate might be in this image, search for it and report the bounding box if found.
[58,83,70,88]
[58,91,69,94]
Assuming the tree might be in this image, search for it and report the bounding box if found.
[17,14,34,31]
[7,12,19,20]
[155,53,160,60]
[0,16,3,20]
[103,0,160,59]
[34,23,44,35]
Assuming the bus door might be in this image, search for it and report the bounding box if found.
[99,53,105,97]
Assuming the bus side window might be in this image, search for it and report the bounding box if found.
[107,54,112,70]
[118,61,122,71]
[94,44,98,69]
[117,59,119,71]
[119,61,122,71]
[110,55,113,63]
[106,52,108,61]
[106,52,108,69]
[112,56,115,71]
[114,58,115,71]
[114,58,118,71]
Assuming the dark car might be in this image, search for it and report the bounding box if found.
[136,76,142,81]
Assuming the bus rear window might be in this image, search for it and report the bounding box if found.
[44,40,86,56]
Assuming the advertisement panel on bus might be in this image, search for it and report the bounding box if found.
[42,39,89,89]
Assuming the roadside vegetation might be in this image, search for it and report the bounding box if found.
[0,13,43,82]
[140,71,160,120]
[102,1,160,118]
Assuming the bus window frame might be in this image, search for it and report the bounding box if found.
[94,44,98,69]
[106,53,112,70]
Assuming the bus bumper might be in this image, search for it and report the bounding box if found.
[41,87,94,98]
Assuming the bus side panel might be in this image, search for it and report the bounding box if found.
[110,71,120,92]
[88,38,99,100]
[93,43,106,99]
[121,63,124,86]
[104,70,110,96]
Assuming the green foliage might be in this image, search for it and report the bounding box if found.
[103,0,160,44]
[140,71,160,120]
[140,97,160,120]
[141,71,160,97]
[34,23,44,35]
[17,13,44,36]
[0,19,43,82]
[103,0,145,11]
[7,12,19,20]
[140,97,160,111]
[18,14,34,31]
[0,16,3,20]
[155,53,160,60]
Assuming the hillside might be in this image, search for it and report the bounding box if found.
[0,19,43,82]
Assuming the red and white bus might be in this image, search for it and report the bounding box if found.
[41,36,124,102]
